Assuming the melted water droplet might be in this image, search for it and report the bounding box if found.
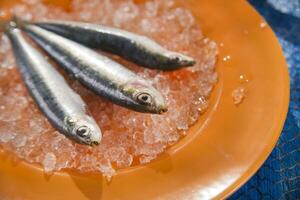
[223,55,231,62]
[239,74,249,83]
[232,86,246,105]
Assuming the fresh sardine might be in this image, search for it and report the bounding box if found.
[15,20,168,114]
[33,20,196,70]
[3,22,102,145]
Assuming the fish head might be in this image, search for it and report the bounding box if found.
[122,79,168,114]
[166,52,196,67]
[65,115,102,145]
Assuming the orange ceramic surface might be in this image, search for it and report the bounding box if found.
[0,0,290,200]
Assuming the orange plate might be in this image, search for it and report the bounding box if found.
[0,0,290,199]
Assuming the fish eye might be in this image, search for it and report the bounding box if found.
[174,56,180,62]
[76,126,90,138]
[136,92,152,105]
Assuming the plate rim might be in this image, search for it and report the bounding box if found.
[0,1,291,199]
[219,2,290,198]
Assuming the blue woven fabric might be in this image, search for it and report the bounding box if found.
[230,1,300,199]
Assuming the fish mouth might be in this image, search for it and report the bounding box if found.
[157,105,168,114]
[79,137,100,146]
[89,140,100,146]
[92,141,99,146]
[178,55,196,66]
[165,53,196,68]
[185,58,196,66]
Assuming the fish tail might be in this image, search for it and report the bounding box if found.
[0,15,28,33]
[11,15,30,28]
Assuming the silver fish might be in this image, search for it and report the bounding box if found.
[33,20,196,70]
[16,20,168,114]
[3,21,102,145]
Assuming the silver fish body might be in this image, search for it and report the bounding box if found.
[34,20,196,70]
[19,23,167,114]
[5,22,102,145]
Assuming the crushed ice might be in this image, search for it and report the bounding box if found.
[0,0,218,177]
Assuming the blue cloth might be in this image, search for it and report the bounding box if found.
[230,1,300,199]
